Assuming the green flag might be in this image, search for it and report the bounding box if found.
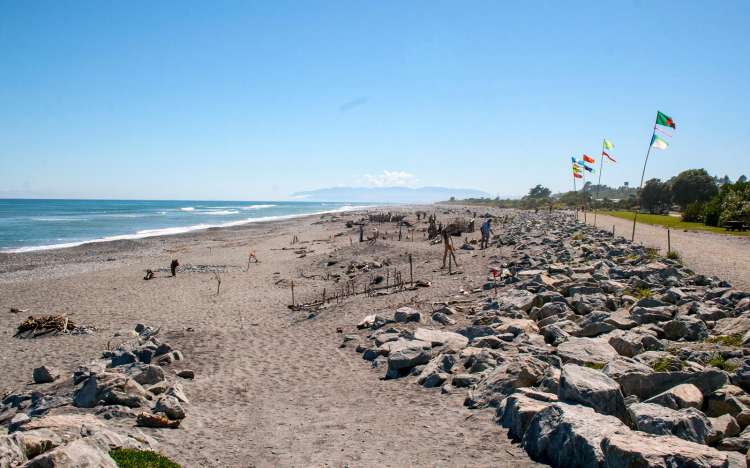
[655,111,676,129]
[602,138,614,150]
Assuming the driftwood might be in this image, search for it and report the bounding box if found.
[14,314,90,338]
[137,412,181,428]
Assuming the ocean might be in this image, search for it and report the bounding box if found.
[0,199,366,253]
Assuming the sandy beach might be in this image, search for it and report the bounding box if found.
[0,207,541,467]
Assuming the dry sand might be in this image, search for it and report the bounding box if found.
[0,208,541,467]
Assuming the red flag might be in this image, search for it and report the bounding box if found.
[602,150,617,163]
[583,154,595,164]
[573,173,583,179]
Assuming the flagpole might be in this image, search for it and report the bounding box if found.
[631,124,657,241]
[593,145,605,227]
[581,163,588,223]
[573,171,578,222]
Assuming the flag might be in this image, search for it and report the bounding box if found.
[584,164,595,173]
[602,138,614,150]
[651,134,669,150]
[572,166,581,173]
[571,156,576,164]
[602,150,617,163]
[577,159,585,166]
[574,173,583,179]
[583,154,595,164]
[655,111,676,129]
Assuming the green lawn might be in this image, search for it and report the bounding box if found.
[598,211,750,237]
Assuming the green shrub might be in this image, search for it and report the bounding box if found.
[707,353,739,372]
[719,183,750,226]
[666,250,681,261]
[110,449,180,468]
[705,334,743,347]
[628,287,653,299]
[681,202,705,222]
[651,357,683,372]
[704,196,723,226]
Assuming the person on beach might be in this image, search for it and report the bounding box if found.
[170,259,179,277]
[480,219,494,249]
[441,228,458,269]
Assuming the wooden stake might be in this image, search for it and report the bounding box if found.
[409,254,413,285]
[290,280,295,306]
[667,228,671,254]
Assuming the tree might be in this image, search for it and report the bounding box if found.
[526,185,552,199]
[671,169,718,209]
[640,178,672,214]
[738,175,748,183]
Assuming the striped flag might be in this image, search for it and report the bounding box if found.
[651,134,669,150]
[602,150,616,163]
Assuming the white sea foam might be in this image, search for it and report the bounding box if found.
[240,204,277,210]
[3,204,372,253]
[203,210,239,216]
[180,207,195,211]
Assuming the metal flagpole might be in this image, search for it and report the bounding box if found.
[593,147,605,227]
[631,123,657,241]
[572,169,578,221]
[581,161,588,223]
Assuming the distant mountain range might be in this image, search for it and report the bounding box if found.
[291,186,491,203]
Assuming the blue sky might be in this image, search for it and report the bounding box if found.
[1,0,748,200]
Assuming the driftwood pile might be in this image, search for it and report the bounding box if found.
[15,314,93,338]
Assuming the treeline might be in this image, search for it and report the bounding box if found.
[446,169,749,226]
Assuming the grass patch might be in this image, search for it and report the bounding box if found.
[599,211,750,238]
[572,231,583,241]
[584,362,605,370]
[651,357,684,372]
[707,353,739,372]
[627,287,653,300]
[110,449,180,468]
[666,250,682,261]
[705,334,744,347]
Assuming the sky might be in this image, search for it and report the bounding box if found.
[0,0,748,200]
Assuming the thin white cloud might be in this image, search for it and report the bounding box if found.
[361,170,419,187]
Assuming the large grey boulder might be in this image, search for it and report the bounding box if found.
[413,328,468,350]
[394,307,422,323]
[628,402,715,444]
[557,337,618,367]
[32,366,60,384]
[663,317,709,341]
[616,369,728,400]
[558,364,628,423]
[644,383,703,410]
[522,402,628,466]
[500,393,553,441]
[630,305,676,324]
[153,395,186,420]
[575,311,616,337]
[385,343,431,379]
[602,357,654,381]
[473,355,548,404]
[497,289,536,312]
[606,330,663,358]
[416,353,456,388]
[73,373,149,409]
[601,431,731,468]
[21,438,118,467]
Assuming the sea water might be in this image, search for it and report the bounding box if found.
[0,199,365,253]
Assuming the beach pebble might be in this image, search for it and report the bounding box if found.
[32,366,60,384]
[177,370,195,379]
